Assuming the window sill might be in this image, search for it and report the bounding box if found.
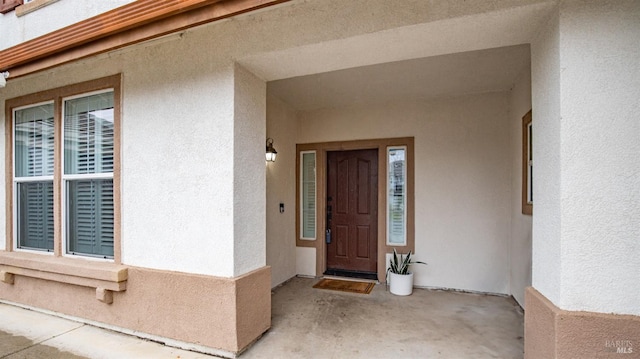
[0,251,127,304]
[16,0,59,16]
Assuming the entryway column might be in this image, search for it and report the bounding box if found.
[527,2,640,358]
[230,63,271,351]
[232,63,268,276]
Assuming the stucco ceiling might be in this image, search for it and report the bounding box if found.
[268,44,530,112]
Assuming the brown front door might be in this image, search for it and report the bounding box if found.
[326,149,378,274]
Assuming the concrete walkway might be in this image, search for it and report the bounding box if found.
[0,303,211,359]
[0,277,524,358]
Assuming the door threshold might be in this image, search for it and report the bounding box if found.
[322,275,378,284]
[323,269,378,281]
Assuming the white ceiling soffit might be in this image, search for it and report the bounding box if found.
[240,1,554,82]
[268,44,531,112]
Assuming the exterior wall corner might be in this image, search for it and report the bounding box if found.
[234,265,271,352]
[525,286,640,359]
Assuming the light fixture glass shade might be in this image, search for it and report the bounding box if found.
[266,138,277,162]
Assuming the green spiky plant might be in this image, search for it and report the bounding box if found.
[386,249,427,293]
[386,248,427,276]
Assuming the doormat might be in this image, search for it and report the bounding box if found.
[313,279,375,294]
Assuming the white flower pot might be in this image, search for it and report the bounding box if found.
[389,272,414,296]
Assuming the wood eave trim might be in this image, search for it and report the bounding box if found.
[1,0,223,70]
[0,0,289,77]
[0,0,23,15]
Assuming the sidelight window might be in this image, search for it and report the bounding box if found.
[300,151,316,240]
[387,146,406,246]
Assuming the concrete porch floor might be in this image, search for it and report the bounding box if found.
[242,277,524,358]
[0,277,524,358]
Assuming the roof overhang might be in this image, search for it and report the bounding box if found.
[0,0,289,79]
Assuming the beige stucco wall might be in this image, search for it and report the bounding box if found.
[0,43,245,277]
[531,4,562,306]
[0,1,555,351]
[0,0,555,280]
[525,287,640,358]
[0,265,271,355]
[294,92,512,294]
[2,0,638,352]
[509,63,533,308]
[0,0,136,50]
[555,0,640,315]
[233,64,267,277]
[266,94,298,287]
[531,0,640,316]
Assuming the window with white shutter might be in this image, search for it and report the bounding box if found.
[9,75,120,261]
[63,91,114,258]
[14,103,55,251]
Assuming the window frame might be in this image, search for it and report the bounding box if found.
[12,100,56,254]
[299,150,316,241]
[295,137,414,279]
[61,89,116,259]
[522,110,533,215]
[16,0,59,16]
[386,146,407,246]
[5,74,122,263]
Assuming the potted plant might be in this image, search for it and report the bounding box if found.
[386,249,427,296]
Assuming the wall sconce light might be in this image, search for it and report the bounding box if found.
[0,72,9,88]
[266,138,277,162]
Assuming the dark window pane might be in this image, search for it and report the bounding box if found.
[17,181,54,251]
[66,179,114,258]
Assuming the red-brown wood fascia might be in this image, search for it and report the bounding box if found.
[0,0,289,78]
[0,0,23,15]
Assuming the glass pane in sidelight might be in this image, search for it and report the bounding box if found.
[301,152,316,239]
[387,147,406,245]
